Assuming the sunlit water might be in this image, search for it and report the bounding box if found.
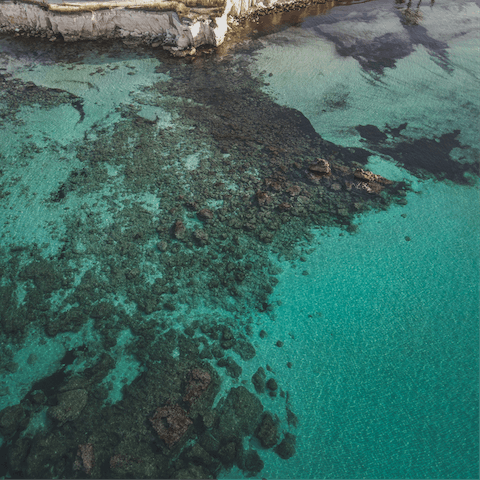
[0,0,478,478]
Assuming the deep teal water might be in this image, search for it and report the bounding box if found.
[0,0,479,478]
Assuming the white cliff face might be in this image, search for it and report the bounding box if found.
[0,0,303,50]
[0,2,226,48]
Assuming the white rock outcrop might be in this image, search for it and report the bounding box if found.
[0,0,312,50]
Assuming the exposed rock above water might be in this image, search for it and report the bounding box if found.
[0,0,330,51]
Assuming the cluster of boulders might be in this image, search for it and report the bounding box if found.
[353,167,393,194]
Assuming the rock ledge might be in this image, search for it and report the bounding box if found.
[0,0,328,51]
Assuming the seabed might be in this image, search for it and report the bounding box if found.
[0,0,479,478]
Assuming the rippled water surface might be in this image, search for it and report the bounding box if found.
[0,0,478,478]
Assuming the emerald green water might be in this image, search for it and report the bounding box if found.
[0,0,478,478]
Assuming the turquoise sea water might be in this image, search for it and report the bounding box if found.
[0,0,478,478]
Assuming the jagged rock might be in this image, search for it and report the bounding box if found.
[255,412,279,448]
[165,46,197,58]
[274,433,296,459]
[354,168,379,182]
[0,0,327,53]
[353,168,392,194]
[309,158,331,175]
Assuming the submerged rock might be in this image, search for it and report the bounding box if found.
[48,389,88,425]
[73,443,95,475]
[217,356,242,378]
[0,405,27,437]
[255,412,279,448]
[173,220,186,239]
[183,368,211,406]
[266,378,278,391]
[256,191,272,207]
[197,208,214,221]
[150,404,193,446]
[241,449,264,474]
[193,229,209,246]
[274,433,296,459]
[252,367,266,393]
[216,386,263,441]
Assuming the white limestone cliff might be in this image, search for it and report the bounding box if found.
[0,0,313,50]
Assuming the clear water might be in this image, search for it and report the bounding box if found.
[0,0,478,478]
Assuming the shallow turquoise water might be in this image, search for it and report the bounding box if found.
[229,178,479,478]
[0,0,478,478]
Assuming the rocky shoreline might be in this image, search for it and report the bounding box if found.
[0,0,330,53]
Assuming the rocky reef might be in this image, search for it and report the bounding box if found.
[0,0,329,52]
[0,35,416,479]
